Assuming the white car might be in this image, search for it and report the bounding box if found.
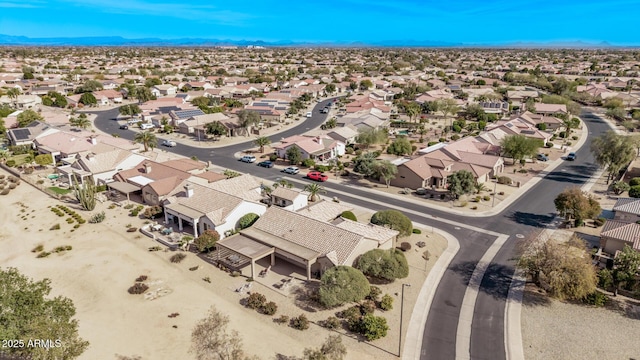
[305,111,312,118]
[283,166,299,175]
[140,123,154,130]
[161,140,177,147]
[240,155,256,163]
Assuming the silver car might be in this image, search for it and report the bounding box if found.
[283,166,299,174]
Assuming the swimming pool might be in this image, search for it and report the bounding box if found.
[47,174,59,180]
[398,130,409,135]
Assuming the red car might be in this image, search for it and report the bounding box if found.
[307,171,328,182]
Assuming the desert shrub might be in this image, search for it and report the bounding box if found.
[148,246,162,251]
[36,179,44,184]
[0,175,4,179]
[360,300,376,315]
[261,301,278,315]
[36,251,51,258]
[237,213,259,230]
[412,228,422,234]
[315,165,331,172]
[497,176,512,185]
[471,206,478,210]
[6,160,16,167]
[356,249,409,281]
[31,244,44,253]
[370,209,413,237]
[594,218,606,227]
[319,266,370,308]
[301,158,315,168]
[73,224,80,229]
[338,305,361,321]
[0,189,9,195]
[128,283,149,295]
[274,315,289,325]
[290,314,310,330]
[630,177,640,187]
[379,294,394,311]
[322,316,341,329]
[143,205,162,219]
[582,291,608,307]
[269,153,278,162]
[169,253,186,263]
[610,181,630,195]
[629,185,640,198]
[89,211,106,224]
[340,211,357,222]
[50,224,61,230]
[367,286,382,301]
[483,195,491,201]
[124,204,134,209]
[399,242,412,252]
[246,292,267,310]
[135,275,148,282]
[359,315,389,341]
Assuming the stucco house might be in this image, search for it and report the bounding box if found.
[270,187,308,211]
[274,135,345,163]
[162,181,267,239]
[598,198,640,258]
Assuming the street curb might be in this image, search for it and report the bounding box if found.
[403,226,460,360]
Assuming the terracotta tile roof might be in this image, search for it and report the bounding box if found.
[333,218,398,244]
[271,187,302,201]
[251,207,364,265]
[296,200,353,222]
[403,157,433,179]
[115,160,191,194]
[193,171,227,183]
[162,158,206,173]
[613,198,640,216]
[208,174,262,202]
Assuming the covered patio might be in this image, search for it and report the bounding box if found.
[163,203,202,237]
[55,165,92,185]
[215,234,275,280]
[107,181,140,203]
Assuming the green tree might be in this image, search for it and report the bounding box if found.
[612,245,640,296]
[79,92,97,106]
[370,209,413,237]
[17,109,44,127]
[134,131,158,152]
[500,134,539,165]
[352,152,378,177]
[47,91,67,108]
[76,79,103,93]
[356,128,387,149]
[194,229,220,253]
[404,101,421,122]
[119,104,141,116]
[591,131,636,183]
[253,136,271,153]
[237,213,259,230]
[359,79,373,90]
[144,77,162,88]
[447,170,476,198]
[34,153,53,167]
[438,98,460,121]
[6,87,20,106]
[0,268,89,359]
[318,266,370,308]
[610,181,630,195]
[135,86,154,103]
[205,121,228,136]
[372,160,398,188]
[386,137,412,156]
[554,187,601,225]
[303,335,347,360]
[237,109,261,136]
[359,314,389,341]
[356,249,409,281]
[324,84,336,94]
[304,183,327,202]
[285,146,302,165]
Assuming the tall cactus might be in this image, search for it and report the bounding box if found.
[73,174,96,211]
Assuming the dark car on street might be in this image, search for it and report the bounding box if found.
[567,152,577,161]
[119,124,129,130]
[257,160,274,168]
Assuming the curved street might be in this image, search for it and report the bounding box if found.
[91,102,608,360]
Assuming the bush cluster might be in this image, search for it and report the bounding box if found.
[89,211,106,224]
[412,228,422,234]
[290,314,310,330]
[370,209,413,237]
[319,266,371,308]
[340,211,357,222]
[169,253,186,263]
[321,316,341,329]
[128,283,149,295]
[129,205,144,217]
[356,249,409,281]
[379,294,394,311]
[594,217,607,227]
[497,176,512,185]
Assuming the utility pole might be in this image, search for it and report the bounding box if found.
[398,283,411,357]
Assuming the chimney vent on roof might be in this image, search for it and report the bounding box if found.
[184,183,194,198]
[144,163,152,174]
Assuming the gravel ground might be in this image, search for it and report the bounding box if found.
[521,285,640,360]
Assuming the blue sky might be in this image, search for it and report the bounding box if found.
[1,0,638,45]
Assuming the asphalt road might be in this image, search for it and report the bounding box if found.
[91,103,609,359]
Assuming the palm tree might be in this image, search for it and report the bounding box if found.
[70,114,91,130]
[474,182,488,194]
[134,131,157,152]
[254,136,271,153]
[304,183,326,202]
[7,88,20,107]
[273,179,294,189]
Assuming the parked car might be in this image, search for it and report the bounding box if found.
[305,111,312,118]
[257,160,274,168]
[567,152,577,161]
[161,140,177,147]
[240,155,257,163]
[140,123,154,130]
[536,153,549,161]
[321,107,329,114]
[119,124,129,130]
[307,171,328,182]
[283,166,300,175]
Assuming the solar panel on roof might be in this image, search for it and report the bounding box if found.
[175,109,205,119]
[12,129,31,141]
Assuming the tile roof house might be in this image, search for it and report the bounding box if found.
[533,103,568,116]
[57,145,147,185]
[598,198,640,257]
[0,94,42,109]
[208,174,263,203]
[481,118,553,145]
[35,131,139,162]
[273,135,345,163]
[113,160,196,205]
[234,206,395,279]
[92,89,123,105]
[270,187,308,211]
[7,121,58,146]
[391,137,504,190]
[326,125,359,144]
[336,108,389,131]
[151,84,178,97]
[515,111,564,131]
[162,181,267,238]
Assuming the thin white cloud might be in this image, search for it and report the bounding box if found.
[0,2,41,8]
[59,0,253,25]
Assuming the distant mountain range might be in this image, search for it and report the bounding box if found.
[0,34,631,48]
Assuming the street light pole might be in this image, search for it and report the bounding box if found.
[398,283,411,357]
[492,179,497,207]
